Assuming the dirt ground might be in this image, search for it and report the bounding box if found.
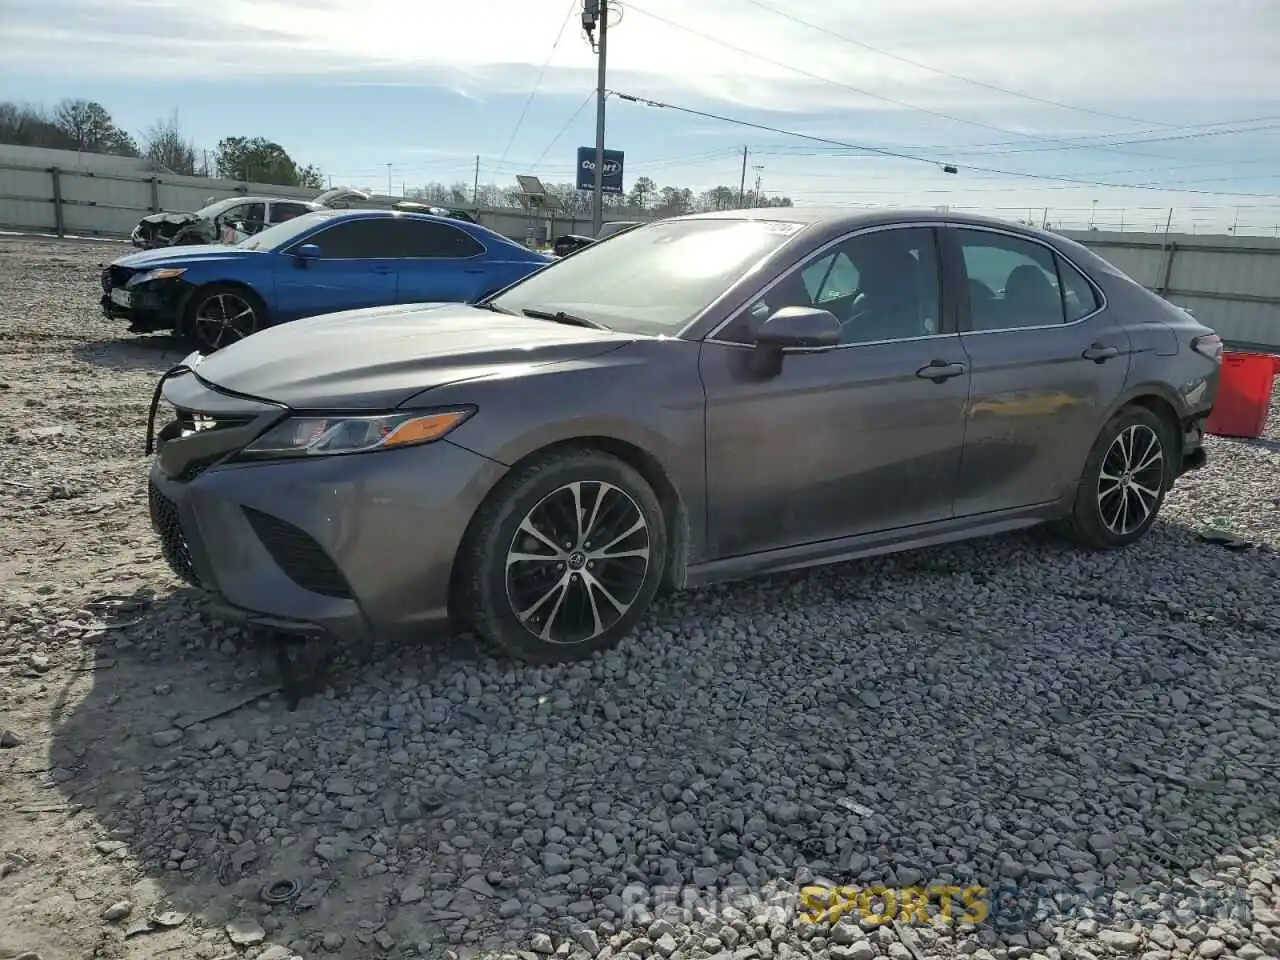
[1,235,1278,960]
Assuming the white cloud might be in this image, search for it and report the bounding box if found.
[5,0,1279,229]
[7,0,1278,122]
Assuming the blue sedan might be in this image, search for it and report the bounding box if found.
[99,209,554,351]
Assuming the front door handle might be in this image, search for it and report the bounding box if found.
[371,264,394,275]
[916,359,967,383]
[1083,343,1119,362]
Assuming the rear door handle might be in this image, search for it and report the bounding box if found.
[916,359,967,382]
[1083,343,1119,362]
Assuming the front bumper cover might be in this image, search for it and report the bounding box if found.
[100,277,193,332]
[145,370,507,646]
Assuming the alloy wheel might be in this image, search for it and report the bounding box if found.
[1096,423,1164,536]
[504,481,651,646]
[194,293,257,350]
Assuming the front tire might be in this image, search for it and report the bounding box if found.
[179,284,265,353]
[1064,405,1175,549]
[459,448,668,663]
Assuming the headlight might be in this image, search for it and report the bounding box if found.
[238,408,475,460]
[133,267,186,284]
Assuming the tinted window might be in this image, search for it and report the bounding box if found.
[390,219,485,258]
[1056,255,1102,321]
[307,219,402,259]
[955,229,1065,330]
[737,226,941,345]
[272,202,312,223]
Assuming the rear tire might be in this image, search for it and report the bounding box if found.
[179,284,266,353]
[1063,405,1175,549]
[459,448,668,663]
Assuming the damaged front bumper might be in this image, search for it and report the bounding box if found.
[100,277,192,333]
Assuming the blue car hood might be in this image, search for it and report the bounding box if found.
[184,301,636,410]
[114,245,263,269]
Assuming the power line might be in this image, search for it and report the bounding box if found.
[610,90,1280,199]
[736,0,1169,128]
[622,2,1259,164]
[495,0,580,171]
[531,89,597,170]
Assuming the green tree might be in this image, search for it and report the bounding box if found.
[215,136,321,187]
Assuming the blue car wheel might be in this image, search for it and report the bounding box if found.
[180,283,266,353]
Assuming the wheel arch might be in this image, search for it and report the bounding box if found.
[446,434,692,625]
[1106,383,1185,460]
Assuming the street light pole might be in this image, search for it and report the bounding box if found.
[591,0,609,238]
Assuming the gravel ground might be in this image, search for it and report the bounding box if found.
[1,234,1278,960]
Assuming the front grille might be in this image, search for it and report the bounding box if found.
[242,506,352,599]
[148,479,201,587]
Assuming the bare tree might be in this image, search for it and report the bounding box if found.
[52,98,138,155]
[143,110,198,175]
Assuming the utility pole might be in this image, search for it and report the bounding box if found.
[472,154,480,208]
[591,0,609,237]
[738,147,748,208]
[386,163,392,197]
[752,164,764,206]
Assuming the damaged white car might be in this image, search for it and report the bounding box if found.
[129,187,371,249]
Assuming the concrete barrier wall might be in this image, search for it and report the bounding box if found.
[1,146,1276,349]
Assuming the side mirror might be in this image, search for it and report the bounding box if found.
[295,243,321,265]
[745,306,840,378]
[754,306,841,350]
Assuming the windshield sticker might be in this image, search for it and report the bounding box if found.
[757,222,805,235]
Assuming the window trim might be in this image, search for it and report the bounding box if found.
[944,223,1107,336]
[702,221,955,351]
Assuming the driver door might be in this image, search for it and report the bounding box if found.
[699,224,971,558]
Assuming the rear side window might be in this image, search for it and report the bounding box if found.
[388,219,486,258]
[272,202,312,223]
[955,229,1065,331]
[1056,255,1102,321]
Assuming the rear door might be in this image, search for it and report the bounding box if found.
[273,218,400,320]
[390,219,491,304]
[942,225,1133,516]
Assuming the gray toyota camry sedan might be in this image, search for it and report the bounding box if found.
[145,208,1222,664]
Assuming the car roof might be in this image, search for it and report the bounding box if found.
[659,206,1073,243]
[297,208,529,247]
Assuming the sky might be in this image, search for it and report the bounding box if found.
[3,0,1280,233]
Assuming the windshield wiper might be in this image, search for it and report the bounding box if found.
[474,300,516,315]
[522,308,610,330]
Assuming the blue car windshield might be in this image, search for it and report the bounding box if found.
[238,211,342,251]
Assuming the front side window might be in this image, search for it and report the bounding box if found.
[390,220,485,258]
[955,229,1065,331]
[728,226,942,346]
[305,219,402,259]
[488,217,809,336]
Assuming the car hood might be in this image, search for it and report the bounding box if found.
[138,211,200,226]
[187,302,637,410]
[114,245,260,269]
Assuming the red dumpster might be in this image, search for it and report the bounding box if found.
[1204,350,1280,439]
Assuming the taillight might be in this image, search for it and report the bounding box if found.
[1192,333,1223,363]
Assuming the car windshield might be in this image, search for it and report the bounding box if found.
[237,210,342,251]
[489,217,808,335]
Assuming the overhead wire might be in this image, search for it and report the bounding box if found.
[622,1,1261,164]
[494,0,581,173]
[734,0,1169,127]
[609,90,1280,199]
